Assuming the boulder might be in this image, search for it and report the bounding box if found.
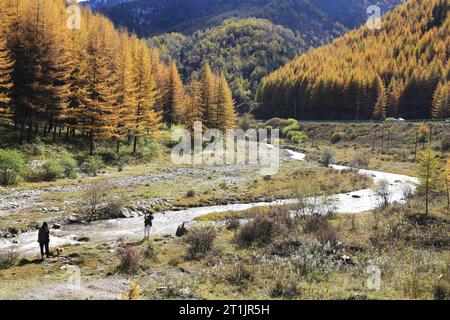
[68,216,79,224]
[52,224,61,229]
[118,208,132,218]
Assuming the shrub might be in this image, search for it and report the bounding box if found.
[264,117,281,128]
[81,156,104,176]
[434,279,450,300]
[350,151,371,168]
[281,123,300,137]
[270,279,300,298]
[185,189,196,198]
[287,131,307,144]
[60,155,78,179]
[235,209,294,247]
[0,249,19,269]
[239,113,256,131]
[42,160,64,181]
[226,263,254,286]
[184,226,217,260]
[104,194,129,218]
[97,148,118,165]
[225,217,241,230]
[330,132,344,144]
[442,134,450,152]
[0,149,26,186]
[314,220,339,247]
[288,241,340,282]
[372,179,392,209]
[320,147,335,167]
[121,280,142,300]
[143,241,158,261]
[117,245,142,274]
[78,178,112,222]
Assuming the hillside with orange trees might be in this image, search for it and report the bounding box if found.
[255,0,449,120]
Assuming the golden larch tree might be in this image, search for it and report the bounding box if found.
[114,33,138,154]
[216,73,237,130]
[0,33,14,123]
[162,61,185,126]
[132,40,160,154]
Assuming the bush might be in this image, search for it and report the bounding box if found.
[184,226,217,260]
[225,263,254,286]
[270,279,300,298]
[117,245,142,274]
[330,132,344,144]
[104,195,129,218]
[143,241,158,261]
[225,217,241,230]
[60,155,78,179]
[281,123,300,137]
[42,160,64,181]
[81,156,104,176]
[238,113,256,131]
[0,249,19,269]
[434,280,450,300]
[97,148,118,165]
[185,189,196,198]
[442,134,450,152]
[264,117,281,128]
[235,209,294,247]
[350,151,371,168]
[287,131,307,144]
[0,149,26,186]
[320,147,335,167]
[288,241,340,282]
[78,178,112,222]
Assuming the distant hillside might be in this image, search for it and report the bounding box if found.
[94,0,400,46]
[255,0,449,120]
[148,18,305,108]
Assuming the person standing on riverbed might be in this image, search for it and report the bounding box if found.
[144,213,154,240]
[38,222,50,259]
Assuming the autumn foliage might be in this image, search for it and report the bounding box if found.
[0,0,237,154]
[256,0,449,120]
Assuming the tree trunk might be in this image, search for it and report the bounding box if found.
[133,136,138,154]
[425,177,429,215]
[89,134,94,156]
[19,121,24,145]
[414,132,418,162]
[387,130,390,151]
[26,121,33,142]
[446,177,449,211]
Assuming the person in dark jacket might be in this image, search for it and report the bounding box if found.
[38,222,50,259]
[144,213,154,240]
[176,222,188,237]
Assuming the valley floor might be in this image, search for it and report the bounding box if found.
[0,122,449,300]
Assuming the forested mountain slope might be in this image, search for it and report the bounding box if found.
[255,0,449,120]
[148,18,305,108]
[94,0,400,44]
